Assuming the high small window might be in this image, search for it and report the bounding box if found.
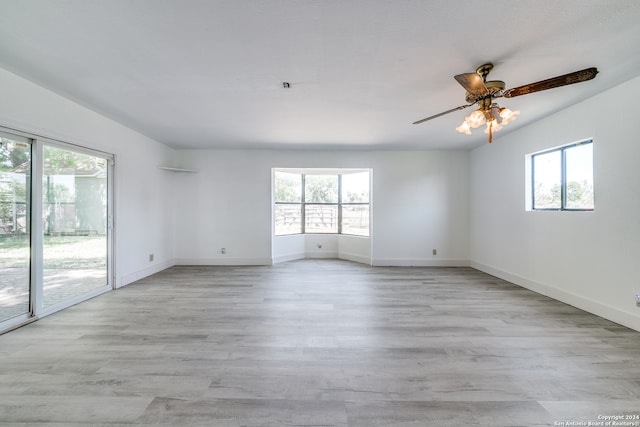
[529,140,593,211]
[274,169,370,236]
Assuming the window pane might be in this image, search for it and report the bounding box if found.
[341,172,369,203]
[275,204,301,235]
[533,150,561,209]
[305,175,338,203]
[565,143,594,209]
[274,171,301,203]
[305,204,338,233]
[43,146,108,308]
[0,137,31,322]
[342,205,369,236]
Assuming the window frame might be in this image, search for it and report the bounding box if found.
[530,139,593,211]
[338,173,370,236]
[274,169,370,236]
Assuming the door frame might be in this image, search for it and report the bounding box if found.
[0,126,115,334]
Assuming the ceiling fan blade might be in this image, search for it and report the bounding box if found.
[454,73,489,97]
[503,67,598,98]
[413,104,473,125]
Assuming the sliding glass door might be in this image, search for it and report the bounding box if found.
[42,145,110,308]
[0,129,113,332]
[0,134,31,324]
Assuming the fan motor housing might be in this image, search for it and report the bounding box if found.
[465,80,505,104]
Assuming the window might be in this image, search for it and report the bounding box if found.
[274,169,370,236]
[340,172,370,236]
[0,134,31,324]
[274,171,302,235]
[305,175,339,233]
[529,140,593,210]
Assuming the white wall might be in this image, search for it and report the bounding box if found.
[338,235,371,264]
[273,234,306,263]
[470,76,640,331]
[304,234,340,259]
[173,149,469,267]
[0,67,175,286]
[371,151,469,266]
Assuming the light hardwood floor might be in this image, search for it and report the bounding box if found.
[1,259,639,426]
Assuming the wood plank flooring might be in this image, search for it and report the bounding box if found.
[1,259,639,426]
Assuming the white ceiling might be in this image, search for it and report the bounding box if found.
[1,0,639,150]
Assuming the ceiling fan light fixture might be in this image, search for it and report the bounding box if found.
[455,121,472,135]
[499,107,520,124]
[456,103,519,142]
[485,119,503,134]
[466,109,486,128]
[490,103,502,124]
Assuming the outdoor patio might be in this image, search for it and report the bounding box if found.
[0,267,107,321]
[0,235,108,324]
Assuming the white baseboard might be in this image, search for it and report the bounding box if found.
[175,257,273,266]
[272,252,305,264]
[119,259,175,287]
[305,252,339,259]
[372,258,470,267]
[339,251,372,265]
[273,252,371,265]
[471,261,640,333]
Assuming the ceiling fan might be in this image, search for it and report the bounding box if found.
[413,63,598,142]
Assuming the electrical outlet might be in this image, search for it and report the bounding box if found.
[432,249,437,256]
[221,248,226,255]
[149,253,154,262]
